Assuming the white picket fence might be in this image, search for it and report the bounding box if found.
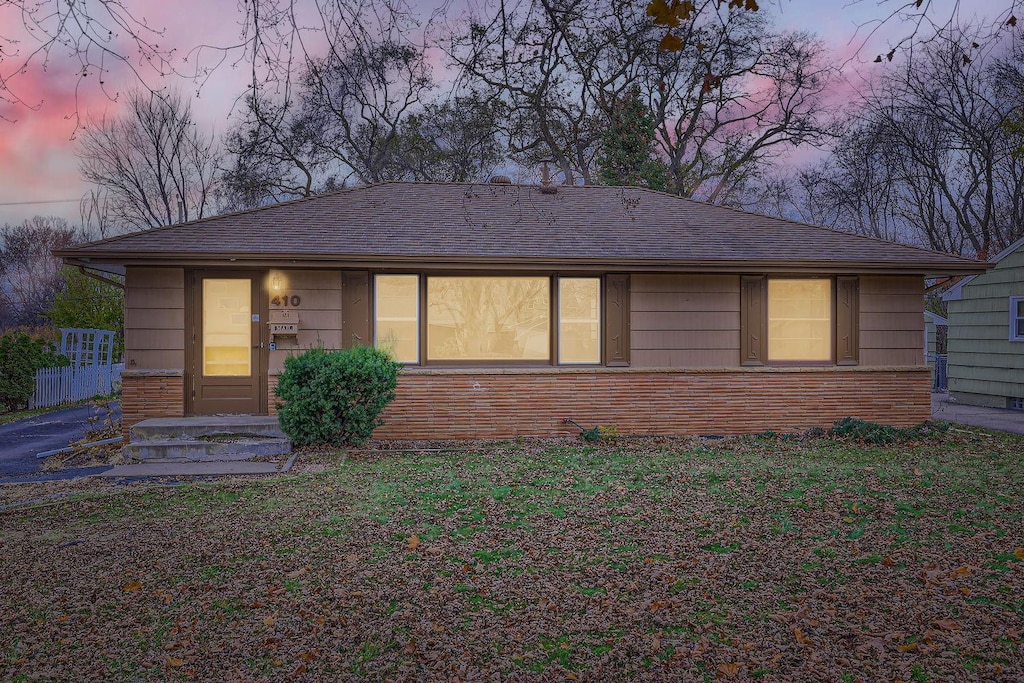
[29,363,125,409]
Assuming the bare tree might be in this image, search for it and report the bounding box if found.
[78,188,118,239]
[0,217,87,327]
[220,94,328,208]
[77,89,221,230]
[221,1,506,208]
[449,0,836,202]
[647,15,838,203]
[775,28,1024,257]
[396,93,508,182]
[2,0,1021,128]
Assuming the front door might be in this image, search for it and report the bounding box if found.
[189,271,266,414]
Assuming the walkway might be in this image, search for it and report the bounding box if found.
[931,392,1024,435]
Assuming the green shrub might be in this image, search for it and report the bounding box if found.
[274,345,399,447]
[0,332,69,412]
[829,417,947,445]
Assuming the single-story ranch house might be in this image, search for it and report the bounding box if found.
[57,181,987,441]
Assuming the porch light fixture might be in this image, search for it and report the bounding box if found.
[272,274,282,291]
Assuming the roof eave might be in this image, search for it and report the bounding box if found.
[59,251,990,277]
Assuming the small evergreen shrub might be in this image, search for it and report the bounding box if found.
[274,345,399,447]
[0,332,69,412]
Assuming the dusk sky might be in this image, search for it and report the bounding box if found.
[0,0,1007,228]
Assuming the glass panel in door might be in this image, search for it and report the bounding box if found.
[203,279,252,376]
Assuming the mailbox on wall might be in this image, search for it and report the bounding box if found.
[269,309,299,340]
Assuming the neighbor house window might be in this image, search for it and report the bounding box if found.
[428,276,550,361]
[372,274,605,365]
[768,279,832,362]
[374,275,419,363]
[559,278,601,364]
[1011,297,1024,342]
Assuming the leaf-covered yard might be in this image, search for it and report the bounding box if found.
[2,428,1022,681]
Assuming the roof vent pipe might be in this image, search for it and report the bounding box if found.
[539,160,558,194]
[489,175,512,184]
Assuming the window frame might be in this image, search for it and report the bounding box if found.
[373,274,421,363]
[1010,296,1024,342]
[742,275,859,368]
[558,277,603,365]
[371,272,606,367]
[766,277,835,365]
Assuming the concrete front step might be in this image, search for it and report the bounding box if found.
[125,437,291,462]
[131,416,286,441]
[127,416,291,462]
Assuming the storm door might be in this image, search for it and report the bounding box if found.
[188,271,266,414]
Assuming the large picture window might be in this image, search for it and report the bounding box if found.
[768,279,833,362]
[373,274,603,365]
[428,276,550,361]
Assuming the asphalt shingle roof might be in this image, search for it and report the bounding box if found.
[59,182,986,274]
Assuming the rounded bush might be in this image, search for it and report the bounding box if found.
[0,332,69,412]
[274,345,399,447]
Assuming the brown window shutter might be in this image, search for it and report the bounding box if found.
[835,276,859,365]
[341,271,370,349]
[604,274,630,366]
[740,275,767,366]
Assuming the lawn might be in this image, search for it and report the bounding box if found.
[1,426,1022,681]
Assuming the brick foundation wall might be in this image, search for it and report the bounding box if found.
[268,374,279,416]
[121,371,185,440]
[369,367,931,440]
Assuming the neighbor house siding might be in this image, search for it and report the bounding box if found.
[369,367,930,440]
[267,269,343,374]
[859,276,925,366]
[630,274,741,367]
[947,247,1024,407]
[124,267,185,371]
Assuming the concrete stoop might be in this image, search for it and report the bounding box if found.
[125,416,291,462]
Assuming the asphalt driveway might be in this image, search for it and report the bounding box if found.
[0,402,121,479]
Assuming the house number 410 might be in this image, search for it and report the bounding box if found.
[271,294,301,307]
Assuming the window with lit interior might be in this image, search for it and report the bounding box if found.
[768,279,832,362]
[374,275,419,363]
[373,275,603,365]
[427,276,550,361]
[558,278,601,364]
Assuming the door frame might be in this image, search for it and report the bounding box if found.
[185,269,269,415]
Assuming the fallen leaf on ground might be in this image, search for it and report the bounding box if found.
[718,661,740,677]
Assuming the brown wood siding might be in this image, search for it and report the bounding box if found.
[859,276,924,366]
[124,267,185,371]
[268,269,343,373]
[631,275,741,368]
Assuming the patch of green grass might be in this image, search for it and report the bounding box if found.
[702,542,740,554]
[472,546,523,564]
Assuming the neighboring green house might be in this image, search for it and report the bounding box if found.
[943,236,1024,410]
[924,311,947,362]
